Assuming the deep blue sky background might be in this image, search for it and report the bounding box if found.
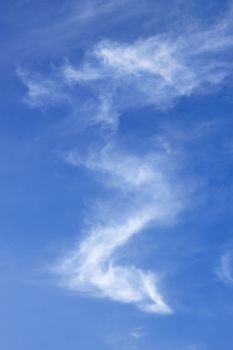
[1,1,233,349]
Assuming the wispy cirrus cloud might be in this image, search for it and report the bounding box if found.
[65,146,155,188]
[3,0,140,68]
[56,145,183,313]
[18,15,233,313]
[56,214,171,314]
[17,68,70,109]
[18,19,233,126]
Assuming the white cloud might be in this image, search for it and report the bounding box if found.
[217,251,233,285]
[62,62,101,83]
[129,327,144,339]
[56,144,184,313]
[92,25,233,106]
[55,212,172,314]
[18,16,233,313]
[65,146,155,188]
[17,68,69,108]
[70,0,131,22]
[18,20,233,123]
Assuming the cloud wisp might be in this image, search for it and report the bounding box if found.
[57,214,171,314]
[18,19,233,127]
[217,250,233,286]
[55,145,183,314]
[18,17,233,313]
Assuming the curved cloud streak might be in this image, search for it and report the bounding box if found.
[18,18,233,313]
[55,146,183,313]
[57,214,171,314]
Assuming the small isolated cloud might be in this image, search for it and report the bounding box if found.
[217,250,233,286]
[129,327,144,339]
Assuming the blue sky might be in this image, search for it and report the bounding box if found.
[1,0,233,349]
